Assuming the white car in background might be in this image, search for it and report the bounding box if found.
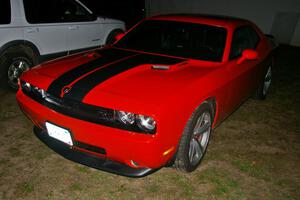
[0,0,125,89]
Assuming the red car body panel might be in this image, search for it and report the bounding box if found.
[16,15,274,176]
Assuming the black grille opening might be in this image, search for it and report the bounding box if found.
[74,141,106,155]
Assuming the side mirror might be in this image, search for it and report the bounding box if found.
[237,49,258,64]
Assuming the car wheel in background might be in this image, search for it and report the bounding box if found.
[174,102,213,172]
[105,29,125,45]
[0,47,37,90]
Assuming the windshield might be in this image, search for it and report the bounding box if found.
[115,20,227,62]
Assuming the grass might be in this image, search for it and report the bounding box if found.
[145,183,160,193]
[8,147,22,157]
[69,183,83,191]
[0,45,299,200]
[19,182,34,194]
[199,168,243,198]
[76,166,91,174]
[230,156,274,182]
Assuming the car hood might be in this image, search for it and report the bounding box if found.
[24,48,218,112]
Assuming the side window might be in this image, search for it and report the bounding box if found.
[24,0,95,24]
[229,26,260,59]
[0,0,11,25]
[24,0,65,23]
[59,0,96,22]
[247,27,260,49]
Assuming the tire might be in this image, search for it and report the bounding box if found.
[105,29,124,45]
[0,47,36,90]
[254,64,272,100]
[174,102,213,172]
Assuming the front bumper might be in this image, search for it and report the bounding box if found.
[33,126,156,177]
[17,89,175,176]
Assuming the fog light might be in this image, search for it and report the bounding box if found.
[130,160,139,167]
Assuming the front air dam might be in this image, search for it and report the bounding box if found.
[33,126,159,178]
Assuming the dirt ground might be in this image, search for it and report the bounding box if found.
[0,46,299,200]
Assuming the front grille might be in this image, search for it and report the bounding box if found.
[21,84,117,125]
[20,81,146,133]
[44,94,116,124]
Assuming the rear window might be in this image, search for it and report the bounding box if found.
[0,0,11,24]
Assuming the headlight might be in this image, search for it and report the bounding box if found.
[21,81,48,99]
[32,86,48,99]
[137,115,156,132]
[116,111,156,134]
[39,88,48,98]
[21,81,31,92]
[117,111,135,125]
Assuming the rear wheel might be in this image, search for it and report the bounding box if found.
[254,64,272,100]
[105,29,124,45]
[174,102,213,172]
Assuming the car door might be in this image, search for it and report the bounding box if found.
[60,0,104,52]
[227,26,261,110]
[22,0,68,56]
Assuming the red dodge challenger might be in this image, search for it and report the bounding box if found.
[16,14,274,177]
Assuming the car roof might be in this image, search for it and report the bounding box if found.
[149,14,251,29]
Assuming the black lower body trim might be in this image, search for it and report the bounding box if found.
[33,126,157,178]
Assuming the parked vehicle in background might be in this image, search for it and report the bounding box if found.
[0,0,125,89]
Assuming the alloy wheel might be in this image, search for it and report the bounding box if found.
[7,58,31,89]
[189,111,212,166]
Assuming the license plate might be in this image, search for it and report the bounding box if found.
[45,122,73,146]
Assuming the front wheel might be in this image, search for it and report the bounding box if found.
[174,102,213,172]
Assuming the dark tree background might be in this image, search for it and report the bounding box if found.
[80,0,145,28]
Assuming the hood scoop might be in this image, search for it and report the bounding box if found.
[151,65,170,70]
[151,61,189,71]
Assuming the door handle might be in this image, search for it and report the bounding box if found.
[68,26,79,30]
[26,28,39,33]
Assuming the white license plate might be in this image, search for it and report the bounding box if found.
[45,122,73,146]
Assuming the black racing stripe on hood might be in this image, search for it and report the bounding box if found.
[63,53,185,101]
[47,48,136,97]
